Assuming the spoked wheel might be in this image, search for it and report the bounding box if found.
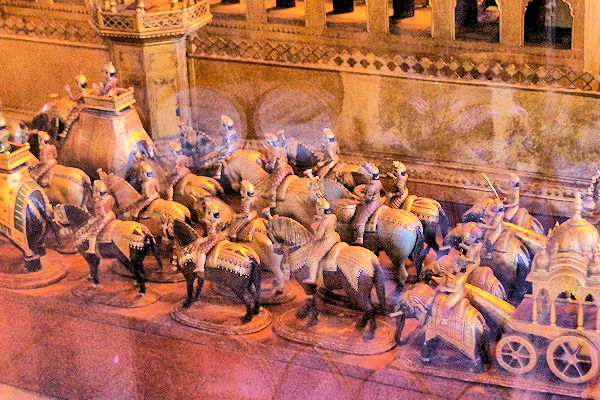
[546,335,599,384]
[496,334,537,375]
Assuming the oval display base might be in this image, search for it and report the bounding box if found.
[170,296,272,335]
[72,277,160,308]
[110,257,185,283]
[211,279,296,305]
[274,307,396,355]
[0,246,68,289]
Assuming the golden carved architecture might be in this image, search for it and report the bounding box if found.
[1,0,599,218]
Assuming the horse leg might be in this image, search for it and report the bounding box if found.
[130,257,146,295]
[297,282,316,319]
[363,309,377,342]
[231,284,254,323]
[84,254,101,286]
[194,275,204,301]
[182,262,196,308]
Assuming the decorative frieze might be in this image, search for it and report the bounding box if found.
[188,33,600,94]
[0,9,104,46]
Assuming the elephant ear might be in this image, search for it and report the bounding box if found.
[267,216,313,247]
[318,179,352,205]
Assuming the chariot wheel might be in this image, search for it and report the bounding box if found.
[546,335,599,384]
[496,334,537,375]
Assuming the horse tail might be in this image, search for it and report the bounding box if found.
[249,257,261,306]
[409,225,426,279]
[146,232,162,270]
[373,262,387,313]
[437,203,449,238]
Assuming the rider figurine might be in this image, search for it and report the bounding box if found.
[129,163,161,219]
[0,114,10,154]
[264,133,293,208]
[63,73,88,138]
[317,128,339,178]
[220,115,238,158]
[177,111,197,159]
[498,173,520,222]
[481,199,505,259]
[191,201,220,277]
[30,131,58,184]
[353,162,384,245]
[304,197,340,286]
[229,180,257,242]
[94,62,118,97]
[167,142,190,201]
[78,180,116,256]
[436,238,482,325]
[387,161,409,209]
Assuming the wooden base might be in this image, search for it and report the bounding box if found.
[72,277,160,308]
[170,294,272,335]
[0,243,67,289]
[274,307,396,355]
[0,249,597,399]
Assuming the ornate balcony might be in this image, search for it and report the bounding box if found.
[89,0,212,40]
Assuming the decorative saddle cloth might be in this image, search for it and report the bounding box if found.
[320,243,375,291]
[403,195,440,223]
[206,240,259,277]
[236,218,266,242]
[96,220,148,258]
[428,294,485,361]
[276,175,299,201]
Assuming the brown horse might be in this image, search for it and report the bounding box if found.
[54,204,161,295]
[171,220,261,322]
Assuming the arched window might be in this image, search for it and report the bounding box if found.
[454,0,499,42]
[390,0,432,37]
[524,0,572,49]
[555,290,579,329]
[584,294,597,330]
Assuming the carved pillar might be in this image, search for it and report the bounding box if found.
[88,1,211,139]
[584,0,598,72]
[499,0,523,45]
[367,0,389,34]
[305,0,326,33]
[247,0,267,24]
[111,39,190,139]
[430,0,454,39]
